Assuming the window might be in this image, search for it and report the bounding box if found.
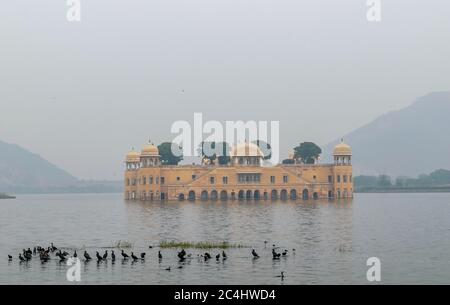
[337,175,341,183]
[160,177,165,184]
[143,176,147,185]
[343,175,347,183]
[210,176,215,184]
[270,176,276,184]
[176,176,180,181]
[192,175,196,180]
[149,176,153,184]
[283,175,288,183]
[126,179,130,186]
[223,176,228,184]
[238,173,261,183]
[313,175,317,181]
[156,176,159,184]
[328,175,332,183]
[350,175,352,182]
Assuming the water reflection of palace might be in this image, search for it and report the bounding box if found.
[124,142,353,201]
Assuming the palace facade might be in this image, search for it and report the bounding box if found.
[124,142,353,201]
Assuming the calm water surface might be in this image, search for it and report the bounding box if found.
[1,193,449,284]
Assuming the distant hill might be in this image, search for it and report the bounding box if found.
[323,92,450,177]
[0,140,123,194]
[0,140,78,190]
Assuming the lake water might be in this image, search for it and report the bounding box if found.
[1,193,449,285]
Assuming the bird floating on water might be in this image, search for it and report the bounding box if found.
[252,249,260,259]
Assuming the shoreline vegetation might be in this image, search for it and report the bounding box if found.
[159,240,246,249]
[354,169,450,194]
[0,193,15,199]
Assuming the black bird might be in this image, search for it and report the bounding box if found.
[51,243,57,252]
[73,250,78,258]
[62,251,70,257]
[165,267,171,271]
[282,250,288,256]
[84,251,92,261]
[131,252,138,260]
[24,251,32,261]
[111,251,116,262]
[121,250,129,259]
[26,248,32,255]
[222,251,227,260]
[178,249,186,261]
[96,251,103,261]
[103,250,108,260]
[252,249,259,259]
[149,246,153,249]
[140,253,146,260]
[33,247,37,255]
[204,252,212,260]
[19,254,25,262]
[216,253,220,261]
[272,249,281,259]
[276,272,285,280]
[56,251,66,260]
[8,255,12,261]
[158,251,162,260]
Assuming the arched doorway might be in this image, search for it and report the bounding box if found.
[238,190,245,200]
[188,191,196,201]
[271,189,278,200]
[280,189,288,200]
[220,190,228,201]
[210,190,218,201]
[253,190,261,200]
[328,191,333,198]
[313,192,319,200]
[302,189,309,200]
[201,190,208,201]
[246,190,252,200]
[178,193,185,201]
[290,189,297,200]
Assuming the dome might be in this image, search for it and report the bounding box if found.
[141,143,159,156]
[126,150,141,162]
[333,141,352,156]
[230,142,264,157]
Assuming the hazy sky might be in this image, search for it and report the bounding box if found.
[1,1,449,180]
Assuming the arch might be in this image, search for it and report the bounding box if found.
[302,189,309,200]
[178,193,185,201]
[271,189,278,200]
[253,190,261,200]
[188,191,196,201]
[220,190,228,201]
[246,190,252,200]
[231,191,236,200]
[313,192,319,200]
[290,189,297,200]
[280,189,288,200]
[238,190,245,200]
[210,190,218,201]
[201,190,208,201]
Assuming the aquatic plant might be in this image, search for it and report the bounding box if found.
[159,240,245,249]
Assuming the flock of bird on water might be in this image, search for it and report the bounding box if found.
[8,241,293,280]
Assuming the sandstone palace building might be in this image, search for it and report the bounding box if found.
[124,142,353,201]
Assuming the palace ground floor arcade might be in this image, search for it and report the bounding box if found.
[126,185,353,201]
